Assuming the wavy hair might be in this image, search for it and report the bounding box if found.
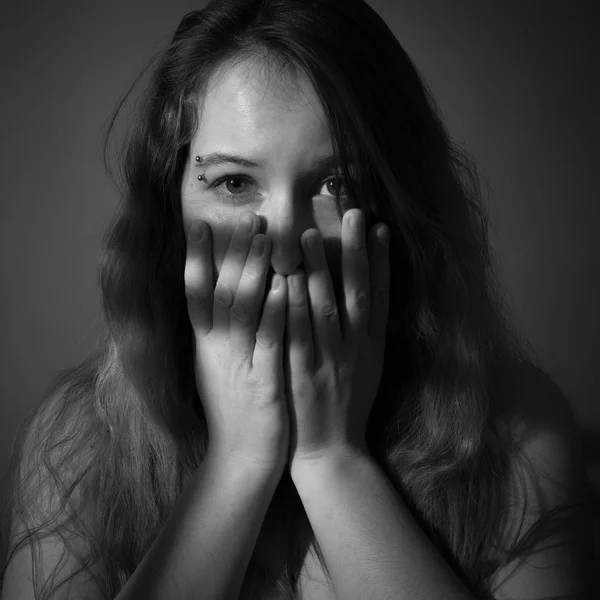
[1,0,597,598]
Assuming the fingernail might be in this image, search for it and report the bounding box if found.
[351,211,363,229]
[306,234,320,254]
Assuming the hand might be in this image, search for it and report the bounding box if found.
[283,208,390,471]
[184,212,290,477]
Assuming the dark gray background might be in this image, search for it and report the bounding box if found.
[1,0,598,482]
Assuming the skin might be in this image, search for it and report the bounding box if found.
[180,59,351,306]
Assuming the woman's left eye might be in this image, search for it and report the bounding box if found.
[323,176,347,197]
[208,173,348,203]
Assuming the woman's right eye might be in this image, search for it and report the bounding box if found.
[209,174,257,204]
[210,174,255,194]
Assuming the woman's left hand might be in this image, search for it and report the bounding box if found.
[284,208,390,473]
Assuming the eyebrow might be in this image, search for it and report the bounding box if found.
[193,152,342,171]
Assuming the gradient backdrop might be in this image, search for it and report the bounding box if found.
[1,0,598,485]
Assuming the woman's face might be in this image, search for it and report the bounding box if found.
[181,60,351,305]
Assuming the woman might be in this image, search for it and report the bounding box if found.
[0,0,596,598]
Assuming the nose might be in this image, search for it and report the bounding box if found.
[250,207,344,304]
[255,209,307,277]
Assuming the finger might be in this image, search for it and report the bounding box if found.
[213,212,257,334]
[228,233,274,361]
[185,221,214,336]
[340,208,370,340]
[301,229,341,361]
[285,270,314,373]
[368,223,390,341]
[253,273,288,374]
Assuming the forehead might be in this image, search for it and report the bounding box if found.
[194,59,332,153]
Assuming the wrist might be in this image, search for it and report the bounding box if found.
[203,449,285,486]
[290,444,371,482]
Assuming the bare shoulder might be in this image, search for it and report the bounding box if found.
[488,362,596,598]
[15,386,96,506]
[493,362,578,428]
[1,387,102,600]
[492,361,585,480]
[496,361,591,505]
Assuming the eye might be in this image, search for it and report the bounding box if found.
[208,174,256,203]
[320,175,348,198]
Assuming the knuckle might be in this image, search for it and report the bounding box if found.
[354,290,369,312]
[318,303,338,320]
[187,293,209,315]
[230,305,254,326]
[185,284,206,305]
[244,261,262,280]
[295,336,312,351]
[214,285,234,308]
[255,333,277,350]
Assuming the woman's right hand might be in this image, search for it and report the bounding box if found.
[184,211,289,477]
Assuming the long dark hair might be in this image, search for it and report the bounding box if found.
[1,1,596,598]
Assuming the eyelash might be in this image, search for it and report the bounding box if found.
[207,173,349,204]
